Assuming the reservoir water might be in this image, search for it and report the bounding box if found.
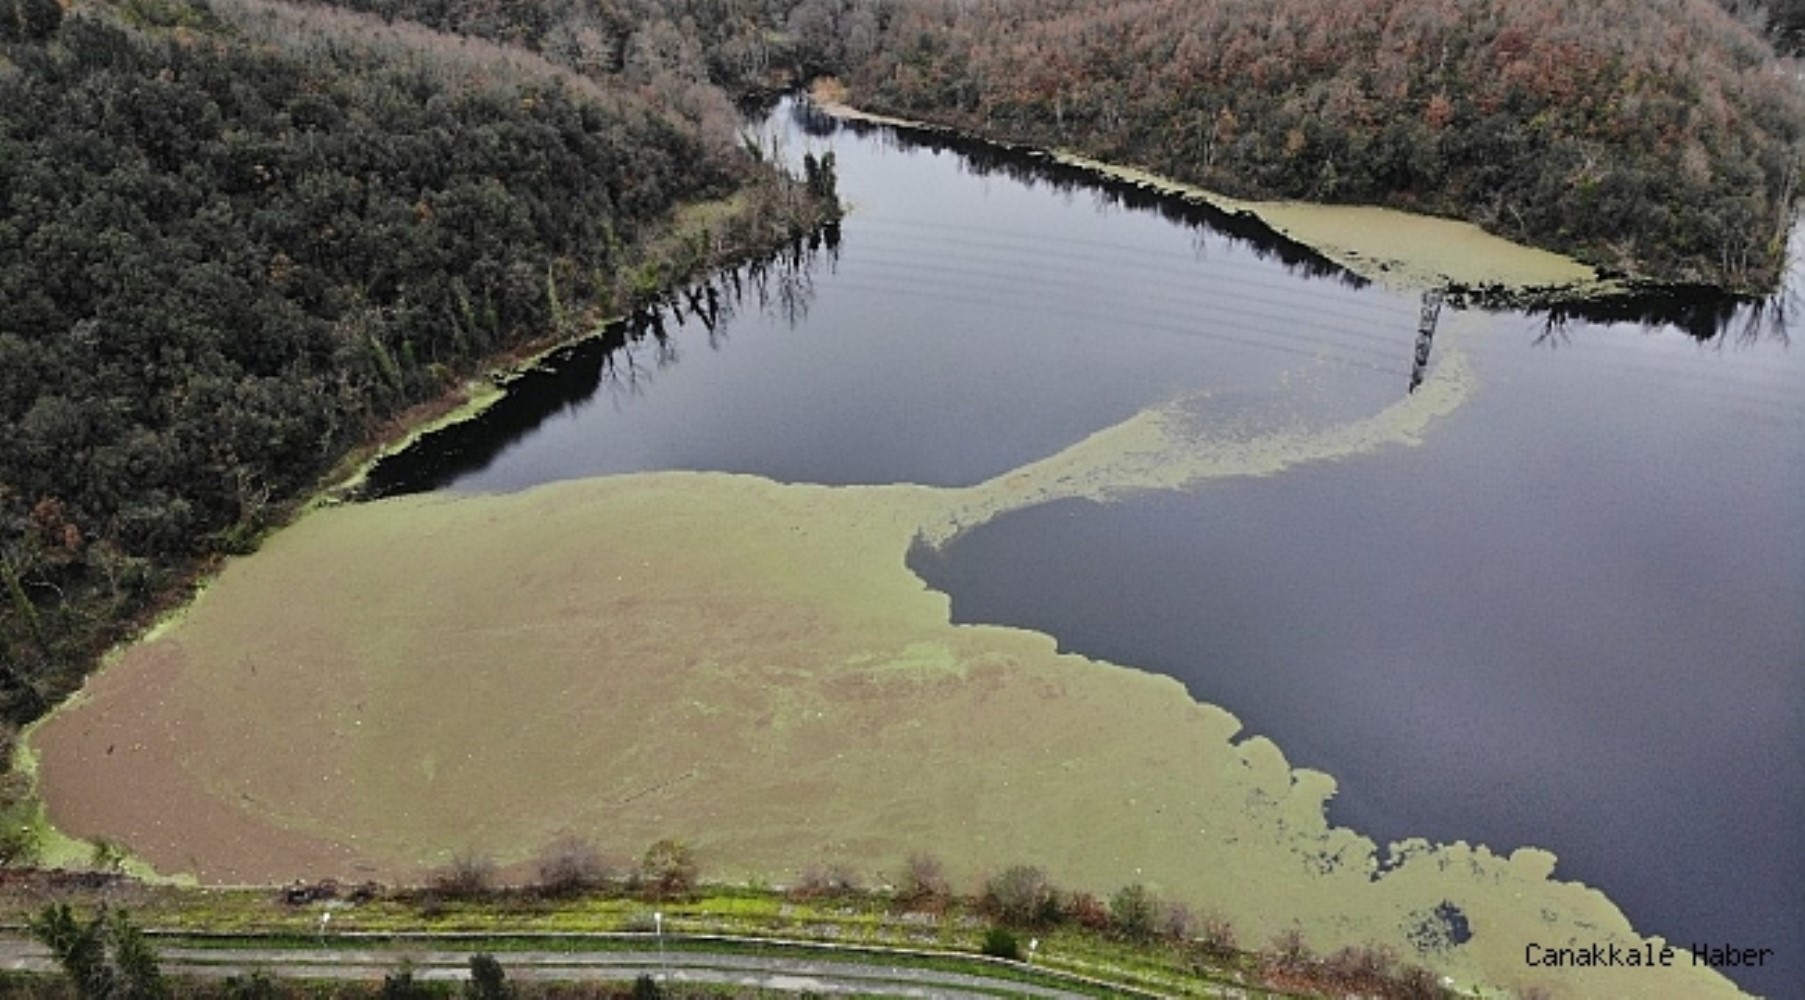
[368,99,1803,997]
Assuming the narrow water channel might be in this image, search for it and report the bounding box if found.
[366,98,1803,997]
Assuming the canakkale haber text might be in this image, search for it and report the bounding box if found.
[1524,942,1774,969]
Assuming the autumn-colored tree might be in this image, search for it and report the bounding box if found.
[640,838,699,897]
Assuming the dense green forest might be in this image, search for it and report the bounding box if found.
[827,0,1804,292]
[0,0,837,727]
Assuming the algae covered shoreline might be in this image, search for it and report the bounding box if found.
[24,340,1746,997]
[806,80,1636,306]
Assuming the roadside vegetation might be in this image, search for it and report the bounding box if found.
[825,0,1804,294]
[0,843,1456,998]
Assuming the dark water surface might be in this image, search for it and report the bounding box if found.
[369,100,1803,996]
[364,101,1413,496]
[912,314,1805,997]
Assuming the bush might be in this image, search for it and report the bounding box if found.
[1197,914,1237,957]
[981,927,1021,961]
[223,970,280,1000]
[1061,891,1111,931]
[1265,926,1312,973]
[639,839,698,898]
[1392,963,1445,1000]
[535,836,608,897]
[90,838,127,873]
[1161,901,1197,941]
[792,862,861,900]
[432,852,497,899]
[28,903,166,999]
[1109,883,1159,942]
[465,953,509,1000]
[982,865,1058,927]
[1324,944,1397,991]
[896,851,950,907]
[382,959,440,999]
[0,815,40,867]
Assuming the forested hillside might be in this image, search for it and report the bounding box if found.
[0,0,836,726]
[832,0,1804,292]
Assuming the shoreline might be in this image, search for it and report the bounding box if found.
[807,80,1623,304]
[7,187,841,882]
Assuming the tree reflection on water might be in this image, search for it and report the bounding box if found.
[356,231,837,500]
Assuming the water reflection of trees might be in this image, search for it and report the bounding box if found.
[798,98,1802,352]
[357,231,835,499]
[1529,282,1793,347]
[820,108,1365,289]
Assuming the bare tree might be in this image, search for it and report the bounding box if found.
[896,851,950,906]
[432,851,497,899]
[535,835,609,896]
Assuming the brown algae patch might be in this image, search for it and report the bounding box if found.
[27,351,1739,997]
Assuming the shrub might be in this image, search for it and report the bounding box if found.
[0,816,40,867]
[896,851,950,907]
[89,838,127,873]
[640,839,698,898]
[535,836,608,897]
[28,903,166,999]
[1109,883,1159,942]
[432,852,497,899]
[790,862,857,900]
[983,865,1058,927]
[1325,944,1397,991]
[382,959,438,999]
[1161,901,1197,941]
[1061,891,1111,931]
[223,970,280,1000]
[1393,963,1445,1000]
[824,863,860,894]
[465,953,510,1000]
[1266,926,1312,973]
[981,927,1021,961]
[1198,914,1237,957]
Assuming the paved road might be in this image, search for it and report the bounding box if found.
[0,935,1120,998]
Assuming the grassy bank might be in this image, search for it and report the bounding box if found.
[0,871,1460,998]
